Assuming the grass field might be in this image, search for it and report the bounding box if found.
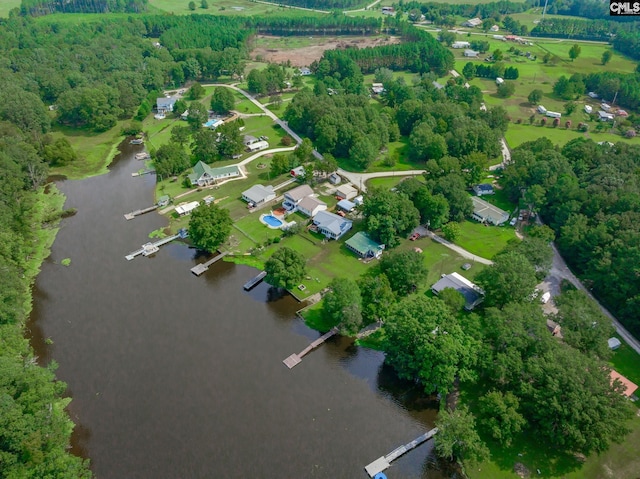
[149,0,323,16]
[50,122,127,179]
[0,0,20,17]
[453,220,516,259]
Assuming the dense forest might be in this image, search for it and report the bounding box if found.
[256,0,365,10]
[20,0,148,16]
[397,0,528,22]
[502,137,640,336]
[247,14,382,36]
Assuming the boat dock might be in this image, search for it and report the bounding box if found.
[364,428,439,478]
[283,327,339,369]
[135,152,150,160]
[124,205,158,220]
[125,234,181,261]
[132,169,155,177]
[190,251,230,276]
[243,271,267,290]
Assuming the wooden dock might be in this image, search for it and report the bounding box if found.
[364,428,439,478]
[283,327,339,369]
[125,234,181,261]
[131,169,155,177]
[190,251,229,276]
[124,205,158,220]
[243,271,267,290]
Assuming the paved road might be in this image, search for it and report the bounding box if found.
[489,138,512,171]
[344,0,382,13]
[337,168,426,192]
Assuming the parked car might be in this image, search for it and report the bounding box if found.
[409,232,421,241]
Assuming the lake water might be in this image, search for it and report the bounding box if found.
[28,142,451,479]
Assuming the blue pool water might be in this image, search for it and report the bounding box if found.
[263,215,283,227]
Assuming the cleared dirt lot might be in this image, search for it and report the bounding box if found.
[250,35,401,67]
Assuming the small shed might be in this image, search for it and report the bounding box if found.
[157,195,170,207]
[337,199,356,212]
[329,173,341,185]
[290,166,305,178]
[175,201,200,216]
[608,337,622,350]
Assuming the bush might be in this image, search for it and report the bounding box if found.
[280,135,293,146]
[626,129,637,138]
[565,120,572,129]
[578,122,588,132]
[540,117,547,126]
[553,118,560,127]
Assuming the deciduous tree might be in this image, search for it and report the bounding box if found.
[527,89,543,105]
[435,406,489,463]
[322,278,363,334]
[210,87,235,114]
[188,204,233,252]
[478,391,525,446]
[358,274,396,324]
[264,247,306,290]
[475,251,538,307]
[569,44,581,61]
[379,250,428,296]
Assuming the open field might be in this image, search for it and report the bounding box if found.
[251,34,400,67]
[452,220,516,259]
[504,123,640,148]
[0,0,20,17]
[148,0,321,16]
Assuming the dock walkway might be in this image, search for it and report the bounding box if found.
[283,327,339,369]
[364,428,439,478]
[243,271,267,290]
[125,234,180,261]
[191,251,229,276]
[124,205,158,220]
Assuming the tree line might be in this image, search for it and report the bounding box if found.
[398,0,528,23]
[20,0,147,15]
[246,14,382,36]
[530,17,639,43]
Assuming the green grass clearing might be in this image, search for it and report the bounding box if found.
[452,220,516,259]
[0,0,20,17]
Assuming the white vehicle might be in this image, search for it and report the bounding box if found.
[540,292,551,304]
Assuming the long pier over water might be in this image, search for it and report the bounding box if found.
[364,428,439,477]
[283,327,339,369]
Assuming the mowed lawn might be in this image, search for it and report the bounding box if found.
[453,220,516,259]
[148,0,322,16]
[0,0,20,17]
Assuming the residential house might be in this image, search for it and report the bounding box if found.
[493,35,505,40]
[584,105,593,114]
[242,184,276,206]
[431,272,484,310]
[337,199,356,212]
[299,67,312,76]
[610,370,639,398]
[297,196,327,218]
[471,196,509,225]
[157,195,170,207]
[283,184,314,210]
[452,41,471,49]
[313,210,353,240]
[464,49,479,58]
[432,81,445,90]
[290,166,305,178]
[345,231,384,259]
[246,140,269,152]
[601,103,611,111]
[381,6,394,15]
[175,201,200,216]
[617,109,628,117]
[472,184,494,196]
[546,111,562,119]
[371,83,385,94]
[598,110,614,122]
[490,24,499,32]
[462,17,482,28]
[243,135,258,146]
[336,184,358,200]
[588,91,599,98]
[188,161,241,187]
[156,95,178,114]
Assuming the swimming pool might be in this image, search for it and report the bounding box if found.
[262,215,283,228]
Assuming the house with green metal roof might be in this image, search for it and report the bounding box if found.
[345,231,384,259]
[188,161,240,187]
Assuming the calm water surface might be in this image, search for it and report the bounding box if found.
[29,143,451,479]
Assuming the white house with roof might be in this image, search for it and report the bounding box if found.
[452,41,471,49]
[297,196,327,218]
[156,95,179,114]
[299,67,312,76]
[313,210,352,240]
[371,83,385,94]
[175,201,200,216]
[462,17,482,27]
[598,110,615,121]
[471,196,509,225]
[473,184,494,196]
[283,184,314,211]
[246,140,269,152]
[464,49,479,58]
[242,184,276,206]
[188,161,241,187]
[432,272,484,310]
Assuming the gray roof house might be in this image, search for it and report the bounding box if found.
[156,96,178,114]
[284,184,313,205]
[243,135,258,145]
[297,196,327,218]
[242,184,276,205]
[431,272,484,310]
[188,161,241,187]
[313,210,353,240]
[464,49,479,58]
[336,184,358,200]
[473,184,494,196]
[471,196,509,225]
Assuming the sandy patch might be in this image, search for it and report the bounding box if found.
[251,35,401,67]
